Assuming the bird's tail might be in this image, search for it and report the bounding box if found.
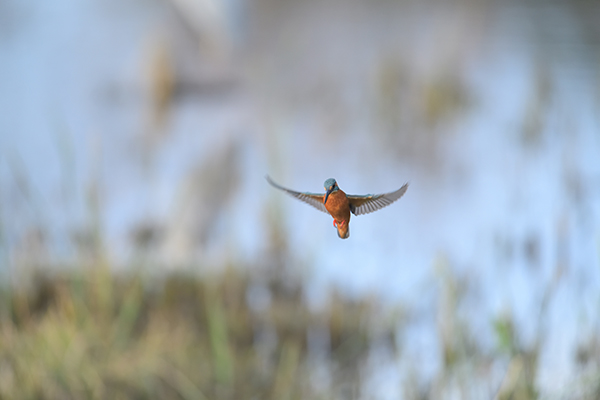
[337,225,350,239]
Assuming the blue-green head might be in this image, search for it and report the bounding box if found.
[323,178,338,204]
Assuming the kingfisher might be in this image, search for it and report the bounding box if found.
[266,176,408,239]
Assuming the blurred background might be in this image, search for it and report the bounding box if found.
[1,0,600,398]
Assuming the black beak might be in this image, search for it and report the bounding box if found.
[324,186,333,204]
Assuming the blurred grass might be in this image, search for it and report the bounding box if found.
[1,253,598,399]
[3,262,598,400]
[0,265,393,400]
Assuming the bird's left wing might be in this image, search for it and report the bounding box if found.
[266,176,328,214]
[347,183,409,216]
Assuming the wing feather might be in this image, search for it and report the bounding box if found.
[265,175,328,214]
[347,183,409,216]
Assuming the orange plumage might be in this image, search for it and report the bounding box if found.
[323,189,351,239]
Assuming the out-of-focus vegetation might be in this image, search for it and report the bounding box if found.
[1,258,599,399]
[0,263,399,399]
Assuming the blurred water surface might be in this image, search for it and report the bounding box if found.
[1,0,600,396]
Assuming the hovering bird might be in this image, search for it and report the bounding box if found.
[266,176,408,239]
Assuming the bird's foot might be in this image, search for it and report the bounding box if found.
[333,220,337,228]
[333,220,345,228]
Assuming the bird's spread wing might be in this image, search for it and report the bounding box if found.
[266,176,328,214]
[347,183,408,216]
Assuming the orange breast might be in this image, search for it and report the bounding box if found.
[324,190,351,223]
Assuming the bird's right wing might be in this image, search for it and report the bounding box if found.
[266,175,328,214]
[347,183,408,216]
